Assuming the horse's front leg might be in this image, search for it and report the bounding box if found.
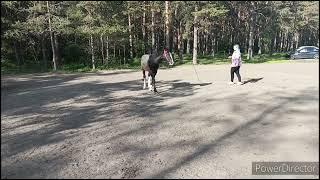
[143,70,146,89]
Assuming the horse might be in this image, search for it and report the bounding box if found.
[141,48,174,93]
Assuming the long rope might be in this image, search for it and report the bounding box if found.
[192,62,201,83]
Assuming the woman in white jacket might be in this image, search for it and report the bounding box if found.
[228,44,243,85]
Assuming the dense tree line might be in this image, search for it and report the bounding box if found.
[1,1,319,71]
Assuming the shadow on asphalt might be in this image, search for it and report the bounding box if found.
[243,78,264,84]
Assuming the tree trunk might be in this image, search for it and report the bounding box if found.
[47,1,57,71]
[173,4,178,53]
[289,35,293,51]
[128,13,133,59]
[185,22,190,54]
[244,31,248,53]
[54,33,61,68]
[41,36,48,71]
[157,31,160,50]
[123,45,126,65]
[270,34,274,55]
[221,23,224,45]
[90,34,95,70]
[247,16,254,60]
[295,32,299,49]
[280,31,284,52]
[216,33,219,53]
[151,3,155,49]
[205,29,208,54]
[285,34,288,52]
[273,32,277,52]
[258,35,261,55]
[198,31,201,55]
[212,35,215,57]
[20,46,25,66]
[178,21,183,62]
[177,23,180,54]
[13,41,21,72]
[119,48,121,66]
[100,34,105,64]
[165,1,170,49]
[133,15,138,57]
[201,31,204,56]
[192,5,198,65]
[32,40,39,63]
[114,43,116,58]
[106,36,109,65]
[187,36,190,55]
[142,1,146,53]
[229,32,233,48]
[283,33,286,52]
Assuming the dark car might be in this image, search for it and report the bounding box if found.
[290,46,319,60]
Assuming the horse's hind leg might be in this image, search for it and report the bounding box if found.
[143,70,146,89]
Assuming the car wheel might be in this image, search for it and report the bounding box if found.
[290,55,295,60]
[314,54,319,60]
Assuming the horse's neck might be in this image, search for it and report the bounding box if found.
[155,55,163,63]
[150,54,163,65]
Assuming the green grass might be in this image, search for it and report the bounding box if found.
[1,53,291,75]
[1,61,45,75]
[175,54,229,65]
[175,53,290,66]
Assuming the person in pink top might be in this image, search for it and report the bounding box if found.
[228,44,243,85]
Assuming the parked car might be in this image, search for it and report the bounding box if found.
[290,46,319,60]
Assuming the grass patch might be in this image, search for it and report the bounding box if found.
[174,54,229,65]
[1,61,46,75]
[1,53,292,75]
[174,53,290,66]
[243,53,289,64]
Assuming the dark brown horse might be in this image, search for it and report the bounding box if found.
[141,48,174,93]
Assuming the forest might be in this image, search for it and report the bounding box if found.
[1,1,319,73]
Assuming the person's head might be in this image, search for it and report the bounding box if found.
[162,48,174,66]
[233,44,240,52]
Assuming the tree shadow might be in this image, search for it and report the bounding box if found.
[1,71,318,178]
[146,88,318,178]
[172,82,212,88]
[1,73,210,178]
[1,70,140,93]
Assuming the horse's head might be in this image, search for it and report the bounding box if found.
[162,48,174,66]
